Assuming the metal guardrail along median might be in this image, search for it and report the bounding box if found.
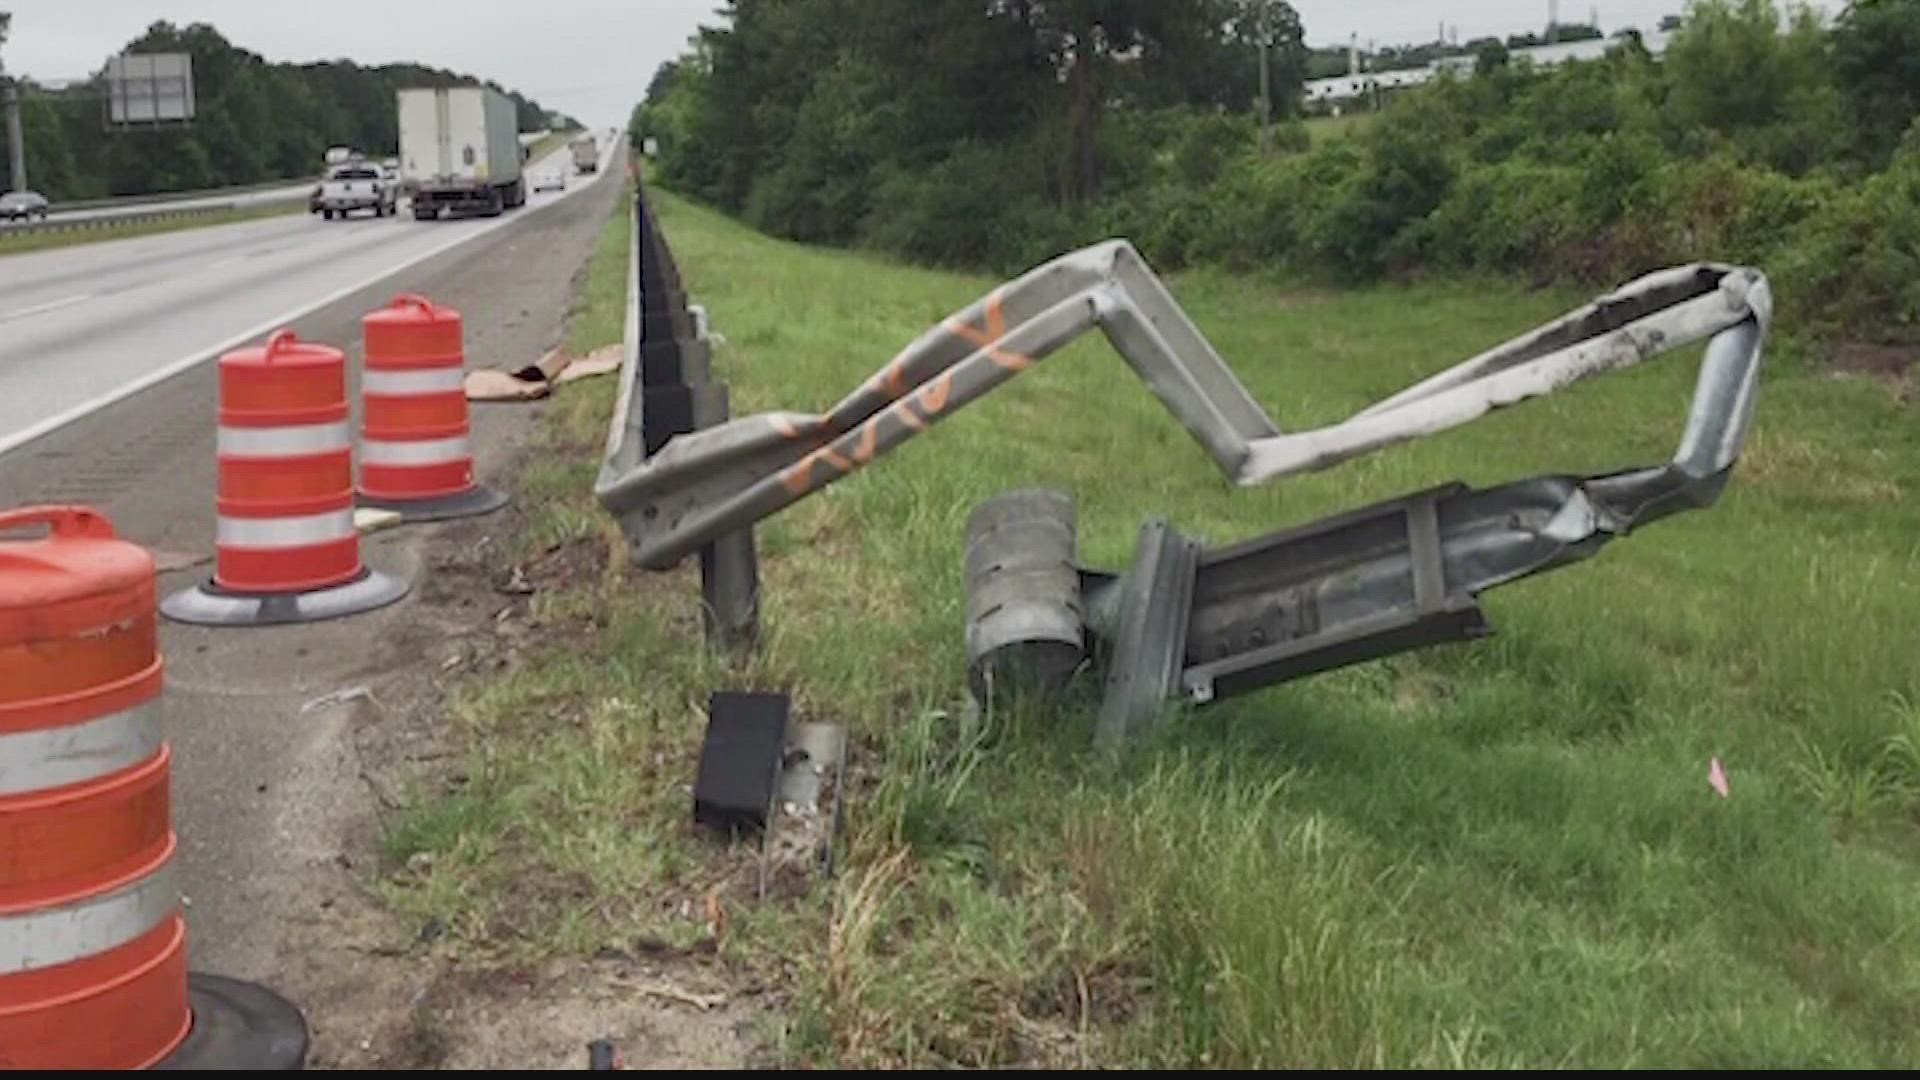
[1,191,310,238]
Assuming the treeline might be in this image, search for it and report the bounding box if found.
[634,0,1309,244]
[636,0,1919,348]
[10,21,578,200]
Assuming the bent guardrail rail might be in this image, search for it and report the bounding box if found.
[596,240,1771,573]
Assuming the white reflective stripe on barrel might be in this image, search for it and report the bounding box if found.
[216,508,356,549]
[362,367,466,396]
[0,698,162,797]
[217,421,351,458]
[360,435,472,466]
[0,852,177,974]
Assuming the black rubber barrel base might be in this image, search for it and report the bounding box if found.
[160,567,411,628]
[154,973,309,1070]
[357,483,509,524]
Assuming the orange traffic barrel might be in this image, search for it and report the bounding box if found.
[356,294,507,522]
[0,505,308,1069]
[160,329,410,628]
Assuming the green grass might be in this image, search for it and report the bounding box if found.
[0,201,305,257]
[381,185,1920,1068]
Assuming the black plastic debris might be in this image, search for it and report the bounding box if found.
[693,691,789,832]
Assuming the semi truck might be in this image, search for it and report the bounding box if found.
[570,133,599,175]
[398,86,526,220]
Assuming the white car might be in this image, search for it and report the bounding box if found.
[318,162,398,219]
[531,168,567,194]
[0,190,50,222]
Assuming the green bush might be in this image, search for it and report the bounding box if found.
[1173,111,1257,187]
[1415,160,1589,278]
[648,0,1918,348]
[1770,123,1920,341]
[861,142,1059,273]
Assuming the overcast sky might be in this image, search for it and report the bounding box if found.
[1,1,1845,132]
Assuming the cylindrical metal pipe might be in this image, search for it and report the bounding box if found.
[964,489,1086,705]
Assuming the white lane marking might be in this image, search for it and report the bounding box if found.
[0,292,94,323]
[0,142,622,460]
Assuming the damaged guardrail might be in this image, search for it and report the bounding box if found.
[596,232,1772,739]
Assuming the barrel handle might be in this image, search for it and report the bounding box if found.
[262,328,300,364]
[0,505,117,541]
[390,293,436,314]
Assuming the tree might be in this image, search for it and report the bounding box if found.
[992,0,1276,204]
[645,60,682,105]
[7,19,570,199]
[1475,38,1512,74]
[1832,0,1920,164]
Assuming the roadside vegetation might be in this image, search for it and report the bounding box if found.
[636,0,1919,354]
[382,179,1920,1067]
[0,201,303,257]
[2,19,576,200]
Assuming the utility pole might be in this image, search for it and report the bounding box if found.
[1257,33,1272,155]
[1,11,22,193]
[3,81,22,194]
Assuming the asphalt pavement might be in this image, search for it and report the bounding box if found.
[0,136,627,1009]
[0,141,614,455]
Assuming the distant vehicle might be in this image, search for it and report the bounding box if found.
[0,190,51,222]
[399,86,526,220]
[318,161,398,220]
[570,134,599,175]
[531,167,567,194]
[324,146,355,167]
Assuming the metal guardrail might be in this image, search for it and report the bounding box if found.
[0,192,311,239]
[594,227,1774,741]
[597,176,760,651]
[46,177,318,214]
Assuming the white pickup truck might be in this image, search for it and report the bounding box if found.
[318,161,398,220]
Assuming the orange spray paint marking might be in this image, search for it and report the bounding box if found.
[916,371,955,415]
[945,289,1035,373]
[893,397,929,432]
[779,459,819,496]
[780,448,846,496]
[850,422,881,465]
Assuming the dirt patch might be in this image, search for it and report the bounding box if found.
[251,442,776,1069]
[1829,342,1917,401]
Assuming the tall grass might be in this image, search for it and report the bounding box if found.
[386,186,1920,1068]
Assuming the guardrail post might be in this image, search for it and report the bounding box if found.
[632,181,760,654]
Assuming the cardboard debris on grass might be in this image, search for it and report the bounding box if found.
[465,344,623,403]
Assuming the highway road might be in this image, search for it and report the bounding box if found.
[0,130,576,232]
[0,135,627,1063]
[0,139,614,453]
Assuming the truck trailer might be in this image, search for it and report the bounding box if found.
[399,86,526,219]
[570,133,599,175]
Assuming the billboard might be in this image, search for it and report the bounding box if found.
[106,53,195,125]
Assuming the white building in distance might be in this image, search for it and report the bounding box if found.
[1304,31,1674,108]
